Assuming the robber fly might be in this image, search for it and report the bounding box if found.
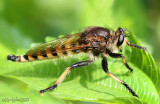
[7,26,147,97]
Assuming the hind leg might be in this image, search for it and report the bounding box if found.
[39,59,94,95]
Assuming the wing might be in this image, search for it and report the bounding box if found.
[26,33,88,56]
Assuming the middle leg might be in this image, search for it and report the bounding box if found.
[109,53,133,73]
[101,56,139,97]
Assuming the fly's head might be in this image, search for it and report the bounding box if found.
[113,27,129,51]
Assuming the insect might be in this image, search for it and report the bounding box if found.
[7,26,147,97]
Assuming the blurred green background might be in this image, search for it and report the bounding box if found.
[0,0,160,104]
[0,0,160,64]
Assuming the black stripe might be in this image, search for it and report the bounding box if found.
[32,55,38,59]
[42,53,47,57]
[41,51,47,57]
[52,53,58,56]
[51,48,58,56]
[62,44,67,55]
[23,55,28,60]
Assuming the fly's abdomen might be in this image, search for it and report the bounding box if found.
[7,33,82,62]
[7,42,81,63]
[26,47,60,62]
[7,47,59,62]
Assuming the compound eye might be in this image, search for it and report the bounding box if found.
[118,28,123,33]
[117,34,124,46]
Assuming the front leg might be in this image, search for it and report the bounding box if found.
[125,39,147,53]
[109,53,133,73]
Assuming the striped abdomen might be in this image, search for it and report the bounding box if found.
[7,39,85,62]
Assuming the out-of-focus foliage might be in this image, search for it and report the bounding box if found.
[0,0,160,64]
[0,0,160,104]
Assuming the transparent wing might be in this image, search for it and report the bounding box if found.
[26,33,81,55]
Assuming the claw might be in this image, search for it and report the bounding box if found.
[126,70,133,76]
[143,47,148,54]
[37,90,44,96]
[40,93,43,96]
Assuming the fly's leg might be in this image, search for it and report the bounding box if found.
[39,60,94,96]
[109,53,133,73]
[101,56,139,98]
[125,39,147,53]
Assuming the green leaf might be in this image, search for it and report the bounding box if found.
[1,1,160,103]
[1,33,160,104]
[0,75,65,104]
